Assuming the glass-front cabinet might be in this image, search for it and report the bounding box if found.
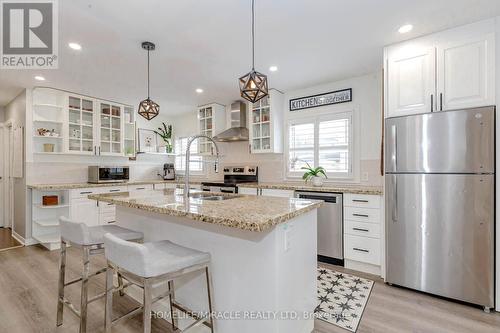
[99,102,123,155]
[197,103,226,155]
[249,89,284,154]
[68,96,95,154]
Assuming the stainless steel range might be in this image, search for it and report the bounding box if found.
[201,166,258,193]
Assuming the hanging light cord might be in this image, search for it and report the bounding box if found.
[147,48,150,99]
[251,0,255,70]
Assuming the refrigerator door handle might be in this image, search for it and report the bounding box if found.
[431,94,434,112]
[392,175,398,222]
[391,125,397,171]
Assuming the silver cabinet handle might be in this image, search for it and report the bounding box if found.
[109,189,120,192]
[80,191,92,194]
[392,175,398,222]
[136,187,146,190]
[98,146,101,155]
[430,94,434,112]
[94,146,96,155]
[353,213,369,218]
[353,227,369,232]
[353,247,369,253]
[352,199,369,203]
[440,93,443,111]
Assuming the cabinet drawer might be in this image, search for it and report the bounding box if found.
[238,187,258,195]
[344,207,380,224]
[100,213,116,224]
[102,186,127,194]
[345,220,380,238]
[344,194,381,209]
[99,202,116,214]
[344,234,380,265]
[128,184,154,191]
[70,188,101,199]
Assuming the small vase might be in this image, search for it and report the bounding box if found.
[312,176,324,187]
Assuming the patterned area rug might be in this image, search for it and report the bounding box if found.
[315,267,374,332]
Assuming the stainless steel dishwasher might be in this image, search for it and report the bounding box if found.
[295,191,343,265]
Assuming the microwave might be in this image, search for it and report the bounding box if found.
[88,166,129,184]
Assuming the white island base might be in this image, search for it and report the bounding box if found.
[114,206,318,333]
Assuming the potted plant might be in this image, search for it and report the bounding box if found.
[301,162,328,187]
[154,123,173,154]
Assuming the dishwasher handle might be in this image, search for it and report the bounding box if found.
[295,192,342,204]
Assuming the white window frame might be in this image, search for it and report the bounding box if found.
[285,106,359,182]
[175,136,205,176]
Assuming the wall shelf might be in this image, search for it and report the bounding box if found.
[33,204,70,209]
[33,103,63,109]
[34,219,60,227]
[33,233,60,244]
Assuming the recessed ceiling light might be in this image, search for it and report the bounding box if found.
[398,24,413,34]
[196,88,204,93]
[68,42,82,50]
[269,66,278,72]
[34,76,45,81]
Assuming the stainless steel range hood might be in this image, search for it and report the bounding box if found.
[213,101,249,142]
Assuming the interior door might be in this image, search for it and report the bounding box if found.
[437,33,495,111]
[387,44,436,117]
[385,173,494,307]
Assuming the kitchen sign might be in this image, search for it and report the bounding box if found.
[289,88,352,111]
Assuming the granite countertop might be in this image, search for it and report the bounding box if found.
[89,189,322,232]
[27,180,198,190]
[237,182,383,195]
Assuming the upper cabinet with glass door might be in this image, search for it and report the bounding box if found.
[249,89,284,154]
[68,95,95,154]
[99,102,123,156]
[197,103,225,155]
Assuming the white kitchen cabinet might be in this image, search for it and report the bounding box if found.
[437,33,495,111]
[197,103,226,155]
[260,188,295,198]
[70,197,100,226]
[343,193,383,276]
[33,88,133,157]
[67,95,96,154]
[386,44,436,117]
[98,101,124,156]
[385,20,495,118]
[249,89,284,153]
[238,187,258,195]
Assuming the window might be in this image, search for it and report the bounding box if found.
[175,137,204,175]
[287,112,353,179]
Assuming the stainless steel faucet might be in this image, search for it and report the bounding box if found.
[184,135,220,199]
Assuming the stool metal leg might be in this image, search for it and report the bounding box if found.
[168,280,177,331]
[143,279,153,333]
[117,272,125,296]
[79,246,90,333]
[105,263,114,333]
[56,240,67,326]
[205,267,215,333]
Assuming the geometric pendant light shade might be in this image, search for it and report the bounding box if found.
[138,41,159,120]
[239,68,268,103]
[239,0,268,103]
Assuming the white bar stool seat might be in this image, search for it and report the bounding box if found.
[56,217,143,333]
[103,233,215,333]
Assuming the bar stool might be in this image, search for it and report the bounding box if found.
[56,217,143,333]
[103,233,215,333]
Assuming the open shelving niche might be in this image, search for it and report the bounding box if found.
[31,189,69,250]
[32,88,66,154]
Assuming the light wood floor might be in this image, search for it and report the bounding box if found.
[0,228,22,251]
[0,245,498,333]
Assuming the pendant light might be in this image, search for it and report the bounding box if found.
[238,0,268,103]
[138,41,159,121]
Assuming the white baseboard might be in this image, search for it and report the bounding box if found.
[345,259,381,277]
[11,230,26,245]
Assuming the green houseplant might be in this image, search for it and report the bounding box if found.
[301,162,327,187]
[154,123,173,153]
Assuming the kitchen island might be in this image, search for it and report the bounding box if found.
[90,189,321,333]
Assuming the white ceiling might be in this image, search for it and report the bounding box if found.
[1,0,500,115]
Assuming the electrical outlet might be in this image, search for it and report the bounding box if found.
[362,172,369,181]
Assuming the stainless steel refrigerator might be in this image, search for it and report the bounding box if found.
[385,106,495,310]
